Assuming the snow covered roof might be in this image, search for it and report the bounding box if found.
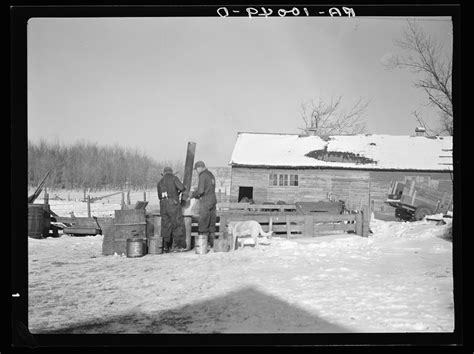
[229,132,453,171]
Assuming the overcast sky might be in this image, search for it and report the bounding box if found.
[27,16,453,166]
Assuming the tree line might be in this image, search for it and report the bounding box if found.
[28,139,183,190]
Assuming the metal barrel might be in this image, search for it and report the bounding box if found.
[28,204,47,239]
[147,236,163,254]
[126,238,146,258]
[194,235,208,254]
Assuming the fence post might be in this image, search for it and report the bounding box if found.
[121,192,125,210]
[87,194,91,218]
[355,212,363,236]
[304,215,314,237]
[362,206,370,237]
[268,217,273,239]
[143,191,147,202]
[44,187,49,205]
[286,215,291,239]
[127,190,131,205]
[219,215,227,235]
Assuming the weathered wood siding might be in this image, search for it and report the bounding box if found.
[230,167,452,215]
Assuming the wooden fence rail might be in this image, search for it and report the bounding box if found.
[217,202,297,212]
[217,208,369,238]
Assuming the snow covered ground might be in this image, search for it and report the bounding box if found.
[28,199,454,334]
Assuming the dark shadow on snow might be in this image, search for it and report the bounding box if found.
[39,285,350,334]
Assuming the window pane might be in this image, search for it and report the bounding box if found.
[290,174,299,186]
[269,173,278,186]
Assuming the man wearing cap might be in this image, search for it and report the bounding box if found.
[157,167,187,252]
[191,161,217,248]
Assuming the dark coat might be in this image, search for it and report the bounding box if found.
[191,169,217,207]
[157,173,186,203]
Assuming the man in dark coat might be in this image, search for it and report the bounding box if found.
[157,167,186,252]
[191,161,217,248]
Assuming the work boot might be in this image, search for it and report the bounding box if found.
[163,240,172,253]
[208,233,215,249]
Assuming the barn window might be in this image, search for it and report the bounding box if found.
[279,174,288,186]
[269,173,278,186]
[290,174,299,186]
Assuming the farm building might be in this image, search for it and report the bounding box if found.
[228,132,453,218]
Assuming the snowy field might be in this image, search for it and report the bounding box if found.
[28,197,454,334]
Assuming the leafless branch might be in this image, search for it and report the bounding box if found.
[300,96,369,136]
[384,18,453,135]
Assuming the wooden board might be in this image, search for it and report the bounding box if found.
[114,209,146,224]
[63,227,100,236]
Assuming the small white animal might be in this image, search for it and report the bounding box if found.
[226,220,273,250]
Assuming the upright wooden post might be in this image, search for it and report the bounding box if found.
[127,190,131,205]
[87,194,91,218]
[83,188,86,201]
[362,206,370,237]
[286,215,291,239]
[121,192,125,210]
[43,187,49,205]
[219,215,227,232]
[183,142,196,196]
[143,191,147,202]
[268,217,273,239]
[181,141,196,219]
[355,212,363,236]
[184,216,192,251]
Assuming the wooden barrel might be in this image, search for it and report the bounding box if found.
[28,204,47,239]
[147,236,163,255]
[213,238,230,253]
[126,238,146,258]
[194,235,208,254]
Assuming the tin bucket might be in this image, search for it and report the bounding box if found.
[195,235,208,254]
[147,236,163,255]
[127,238,146,258]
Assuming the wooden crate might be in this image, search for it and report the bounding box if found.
[102,209,147,255]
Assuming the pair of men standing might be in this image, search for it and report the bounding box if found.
[157,160,217,252]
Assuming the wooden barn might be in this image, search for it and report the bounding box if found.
[228,132,453,218]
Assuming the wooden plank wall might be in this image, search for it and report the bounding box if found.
[230,167,452,217]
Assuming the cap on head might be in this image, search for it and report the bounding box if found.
[194,161,206,169]
[163,167,173,174]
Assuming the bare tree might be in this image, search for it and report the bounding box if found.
[385,19,453,135]
[300,96,369,136]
